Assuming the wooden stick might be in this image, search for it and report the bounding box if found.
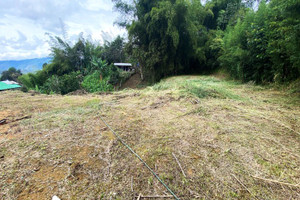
[137,193,142,200]
[131,176,134,192]
[0,116,31,125]
[0,119,6,125]
[251,175,300,188]
[172,152,186,177]
[138,195,173,198]
[13,115,31,122]
[231,174,259,200]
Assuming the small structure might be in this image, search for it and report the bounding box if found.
[1,80,19,85]
[114,63,132,71]
[0,81,21,91]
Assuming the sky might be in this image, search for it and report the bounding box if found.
[0,0,126,61]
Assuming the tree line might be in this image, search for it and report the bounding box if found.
[2,0,299,94]
[16,35,132,94]
[113,0,300,84]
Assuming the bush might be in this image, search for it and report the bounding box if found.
[40,72,81,94]
[60,72,81,94]
[18,74,35,90]
[82,71,113,93]
[41,75,61,94]
[18,70,49,90]
[108,65,121,85]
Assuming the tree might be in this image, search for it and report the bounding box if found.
[0,67,22,82]
[18,34,122,94]
[113,0,209,82]
[219,0,300,83]
[101,36,126,64]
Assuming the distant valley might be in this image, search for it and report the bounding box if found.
[0,57,52,74]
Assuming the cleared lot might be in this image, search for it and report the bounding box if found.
[0,75,299,199]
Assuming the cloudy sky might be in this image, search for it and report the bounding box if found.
[0,0,126,61]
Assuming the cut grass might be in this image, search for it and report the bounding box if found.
[0,75,299,200]
[151,76,244,100]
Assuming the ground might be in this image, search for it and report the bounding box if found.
[0,75,299,200]
[120,73,142,90]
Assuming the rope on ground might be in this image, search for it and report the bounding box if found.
[99,114,180,200]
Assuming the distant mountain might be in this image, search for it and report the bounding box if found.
[0,57,52,74]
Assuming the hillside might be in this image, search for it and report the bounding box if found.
[0,75,299,199]
[0,57,52,74]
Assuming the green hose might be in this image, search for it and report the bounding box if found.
[99,114,180,200]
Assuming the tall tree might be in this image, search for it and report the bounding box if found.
[101,36,126,64]
[114,0,208,82]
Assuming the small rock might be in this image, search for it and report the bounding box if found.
[52,195,61,200]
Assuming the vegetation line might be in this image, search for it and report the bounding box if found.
[99,114,181,200]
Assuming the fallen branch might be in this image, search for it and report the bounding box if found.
[251,175,300,189]
[137,195,173,199]
[13,115,31,122]
[131,176,134,192]
[172,152,186,177]
[231,174,259,200]
[137,193,142,200]
[0,119,6,125]
[0,116,31,125]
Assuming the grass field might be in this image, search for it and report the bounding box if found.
[0,75,299,199]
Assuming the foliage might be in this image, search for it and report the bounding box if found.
[19,34,129,94]
[108,65,121,85]
[18,70,48,90]
[82,71,113,93]
[41,75,62,94]
[0,67,22,82]
[114,0,210,82]
[40,72,81,95]
[89,56,109,77]
[18,74,34,89]
[18,0,300,93]
[101,36,126,64]
[219,0,300,83]
[113,0,299,84]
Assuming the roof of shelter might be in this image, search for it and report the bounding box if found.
[0,81,21,91]
[114,63,132,67]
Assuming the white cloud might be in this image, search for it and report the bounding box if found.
[0,0,126,61]
[80,0,113,11]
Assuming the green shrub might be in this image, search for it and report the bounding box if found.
[108,65,121,85]
[40,72,81,94]
[59,72,81,94]
[82,71,113,93]
[18,74,35,90]
[18,70,49,90]
[41,75,61,94]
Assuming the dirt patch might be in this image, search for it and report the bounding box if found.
[33,165,67,182]
[67,89,88,95]
[0,109,22,135]
[17,164,67,200]
[120,73,142,89]
[0,109,20,120]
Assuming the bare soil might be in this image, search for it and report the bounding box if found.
[120,73,142,90]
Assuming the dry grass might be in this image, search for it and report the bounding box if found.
[0,75,299,200]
